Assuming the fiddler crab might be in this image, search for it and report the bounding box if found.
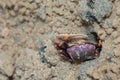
[52,32,102,63]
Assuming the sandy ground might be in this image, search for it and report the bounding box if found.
[0,0,120,80]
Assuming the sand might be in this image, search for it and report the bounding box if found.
[0,0,119,80]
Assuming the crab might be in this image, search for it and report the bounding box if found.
[52,32,102,63]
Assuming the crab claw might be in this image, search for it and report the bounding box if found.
[56,34,88,41]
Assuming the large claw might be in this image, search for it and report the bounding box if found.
[56,34,88,41]
[52,34,88,48]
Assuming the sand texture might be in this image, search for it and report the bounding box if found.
[0,0,119,80]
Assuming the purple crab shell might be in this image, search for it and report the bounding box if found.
[67,43,96,62]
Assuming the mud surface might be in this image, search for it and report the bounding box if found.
[0,0,120,80]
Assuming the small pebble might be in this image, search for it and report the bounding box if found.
[37,5,46,21]
[6,1,12,8]
[28,21,34,27]
[19,7,26,14]
[116,6,120,16]
[100,32,107,40]
[1,28,9,38]
[97,29,104,35]
[18,16,24,22]
[10,10,16,17]
[112,18,120,29]
[14,5,19,11]
[0,2,6,9]
[31,3,37,10]
[111,31,118,38]
[25,10,30,15]
[111,64,120,74]
[92,72,100,79]
[0,53,14,76]
[103,22,109,29]
[114,47,120,56]
[113,37,120,44]
[86,68,94,76]
[106,28,113,35]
